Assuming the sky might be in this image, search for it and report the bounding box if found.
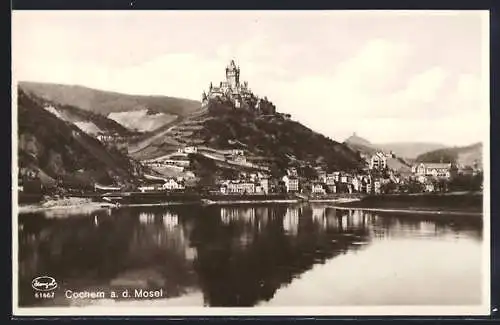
[12,10,489,146]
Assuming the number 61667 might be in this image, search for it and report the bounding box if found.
[35,292,54,299]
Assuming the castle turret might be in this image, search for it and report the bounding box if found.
[225,59,240,90]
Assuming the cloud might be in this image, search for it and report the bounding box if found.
[333,39,411,93]
[12,11,487,146]
[399,66,448,103]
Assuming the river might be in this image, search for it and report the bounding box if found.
[17,203,483,308]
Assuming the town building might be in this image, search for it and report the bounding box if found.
[311,182,326,195]
[161,178,185,191]
[332,171,341,182]
[260,177,269,194]
[226,181,255,194]
[219,177,272,195]
[231,149,245,156]
[352,177,361,192]
[234,155,247,164]
[138,185,156,192]
[340,173,352,184]
[287,167,298,177]
[359,176,372,194]
[317,170,327,183]
[369,152,388,170]
[424,181,435,193]
[412,163,454,179]
[178,146,198,154]
[325,173,336,186]
[96,132,114,143]
[282,175,299,193]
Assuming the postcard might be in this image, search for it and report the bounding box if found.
[11,10,490,316]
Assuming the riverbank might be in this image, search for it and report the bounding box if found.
[308,198,361,203]
[334,192,483,214]
[330,205,483,217]
[18,197,115,214]
[17,193,299,213]
[201,199,299,206]
[18,191,483,215]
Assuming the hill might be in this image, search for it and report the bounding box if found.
[377,142,447,160]
[344,133,447,159]
[40,101,139,138]
[344,133,372,147]
[344,134,378,156]
[415,142,483,167]
[18,81,202,132]
[131,101,367,175]
[17,89,143,189]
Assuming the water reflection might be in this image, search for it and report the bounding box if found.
[18,204,482,307]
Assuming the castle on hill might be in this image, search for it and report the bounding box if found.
[202,59,276,115]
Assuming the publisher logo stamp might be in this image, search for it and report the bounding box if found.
[32,276,58,292]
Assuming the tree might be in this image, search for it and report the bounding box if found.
[381,181,397,194]
[301,166,318,180]
[434,178,448,192]
[406,180,425,193]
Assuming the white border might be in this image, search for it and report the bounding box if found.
[11,10,491,317]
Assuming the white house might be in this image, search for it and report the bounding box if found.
[317,170,327,183]
[231,149,245,156]
[325,174,336,186]
[311,183,326,194]
[260,178,269,194]
[412,162,453,179]
[425,182,435,192]
[370,152,388,170]
[181,146,198,154]
[282,175,299,192]
[228,182,255,194]
[234,155,247,163]
[352,177,361,192]
[139,185,156,192]
[162,179,185,191]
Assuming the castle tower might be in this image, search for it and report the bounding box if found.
[225,59,240,90]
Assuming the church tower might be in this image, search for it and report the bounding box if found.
[225,59,240,90]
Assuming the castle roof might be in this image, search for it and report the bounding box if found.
[227,59,238,70]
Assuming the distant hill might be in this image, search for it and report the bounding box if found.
[344,134,378,156]
[18,81,202,132]
[344,133,372,147]
[132,101,367,174]
[377,142,448,160]
[415,142,483,167]
[344,133,447,159]
[17,89,142,188]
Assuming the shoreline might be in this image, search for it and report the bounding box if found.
[17,191,482,215]
[18,202,116,214]
[18,199,482,217]
[330,205,483,217]
[308,198,361,203]
[17,198,300,213]
[201,199,299,206]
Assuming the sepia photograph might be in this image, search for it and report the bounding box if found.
[11,10,490,316]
